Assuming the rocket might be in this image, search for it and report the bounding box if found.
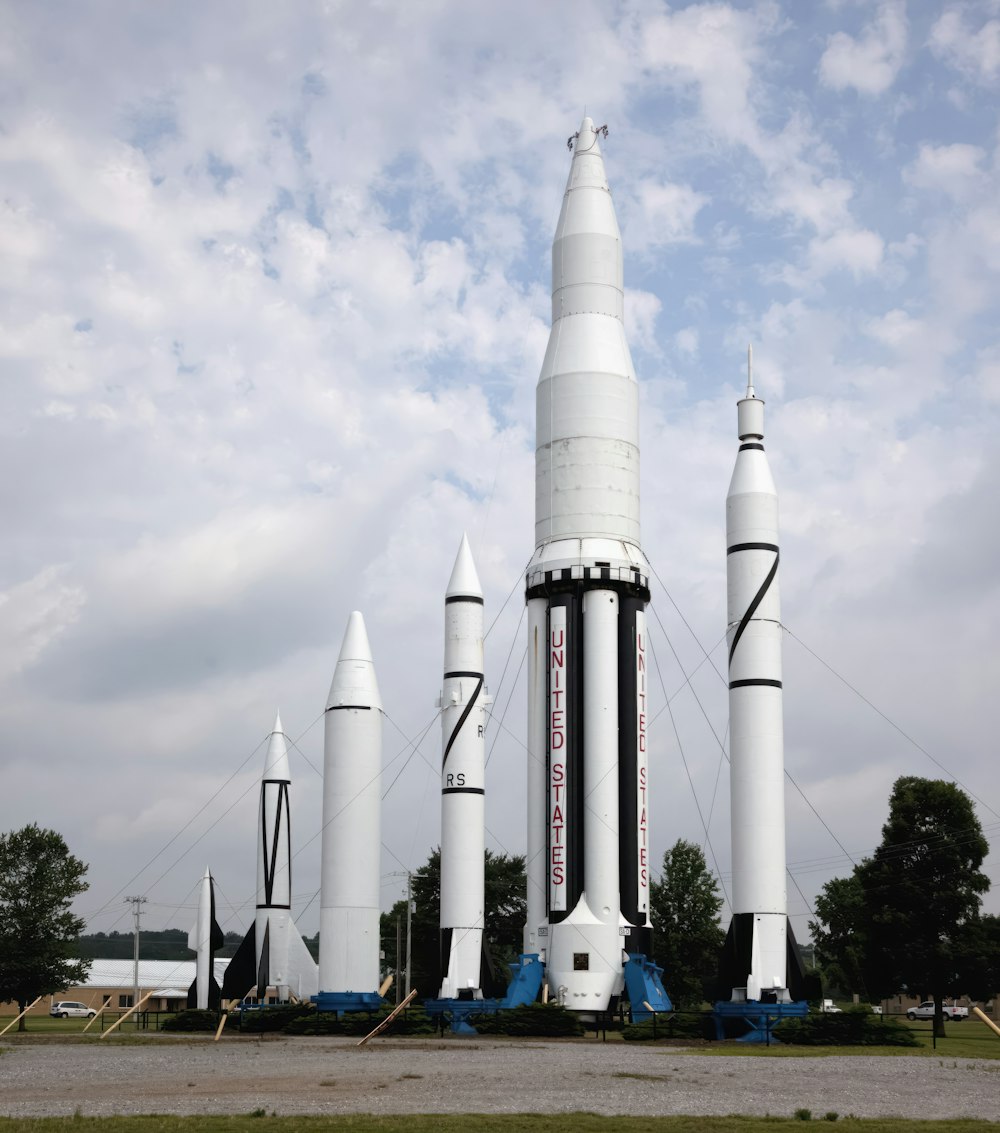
[719,349,803,1003]
[437,534,488,1000]
[187,866,224,1010]
[221,714,318,1002]
[523,118,652,1012]
[317,611,383,1007]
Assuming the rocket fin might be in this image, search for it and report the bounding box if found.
[285,919,319,998]
[221,925,257,1000]
[257,921,271,999]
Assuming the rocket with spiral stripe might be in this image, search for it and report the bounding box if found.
[721,350,799,1002]
[437,534,489,999]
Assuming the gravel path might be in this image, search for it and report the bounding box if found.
[1,1036,999,1120]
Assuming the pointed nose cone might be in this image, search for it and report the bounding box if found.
[202,866,212,883]
[446,533,483,600]
[263,712,291,782]
[327,610,382,711]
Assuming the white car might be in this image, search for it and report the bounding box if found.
[49,1001,96,1018]
[906,1001,968,1021]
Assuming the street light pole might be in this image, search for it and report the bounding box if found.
[125,896,146,1025]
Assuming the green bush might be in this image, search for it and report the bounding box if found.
[773,1012,919,1047]
[622,1012,714,1041]
[468,1003,583,1037]
[238,1004,314,1033]
[283,1004,435,1036]
[160,1009,217,1032]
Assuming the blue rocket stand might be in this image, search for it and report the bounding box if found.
[425,953,546,1034]
[313,991,383,1016]
[712,999,809,1043]
[623,954,672,1021]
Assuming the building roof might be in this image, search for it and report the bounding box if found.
[79,958,229,992]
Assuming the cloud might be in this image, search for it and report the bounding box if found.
[819,0,908,95]
[930,5,1000,83]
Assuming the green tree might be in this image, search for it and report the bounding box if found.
[650,839,725,1008]
[0,825,91,1029]
[812,777,990,1037]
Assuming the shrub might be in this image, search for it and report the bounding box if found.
[160,1009,217,1032]
[238,1004,314,1033]
[468,1003,583,1037]
[773,1012,919,1047]
[622,1012,714,1041]
[283,1004,435,1036]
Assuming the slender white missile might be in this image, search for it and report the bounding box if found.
[723,348,790,1001]
[187,866,224,1010]
[318,611,383,1005]
[222,714,318,1002]
[524,118,652,1013]
[438,534,488,1000]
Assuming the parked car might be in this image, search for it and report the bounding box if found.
[49,1001,96,1018]
[906,1001,968,1021]
[820,999,843,1013]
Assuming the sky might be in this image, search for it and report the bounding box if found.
[2,0,999,953]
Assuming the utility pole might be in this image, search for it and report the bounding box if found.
[405,871,413,997]
[125,896,146,1026]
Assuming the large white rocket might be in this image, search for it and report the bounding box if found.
[720,352,806,1004]
[222,715,318,1002]
[317,611,383,1007]
[437,535,488,1000]
[523,118,652,1012]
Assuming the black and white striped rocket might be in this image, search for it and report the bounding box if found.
[222,715,318,1002]
[523,118,652,1012]
[187,866,224,1010]
[437,534,488,999]
[722,353,793,1001]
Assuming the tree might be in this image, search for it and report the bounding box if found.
[0,825,91,1029]
[812,777,990,1036]
[650,839,725,1008]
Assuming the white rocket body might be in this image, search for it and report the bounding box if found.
[524,118,652,1012]
[253,716,318,1000]
[438,534,488,999]
[726,384,788,999]
[187,867,223,1010]
[220,716,318,1003]
[319,611,383,996]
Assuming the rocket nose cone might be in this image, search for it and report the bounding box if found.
[576,116,600,152]
[446,533,483,599]
[327,610,382,710]
[263,713,291,781]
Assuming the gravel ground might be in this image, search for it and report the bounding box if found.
[2,1036,999,1120]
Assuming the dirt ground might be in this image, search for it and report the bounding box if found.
[2,1035,1000,1119]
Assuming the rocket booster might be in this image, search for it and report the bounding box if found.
[187,866,224,1010]
[438,534,488,999]
[524,118,652,1012]
[723,351,790,1000]
[222,715,318,1002]
[318,611,383,998]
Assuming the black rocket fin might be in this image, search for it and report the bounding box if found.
[221,925,257,1000]
[256,921,271,1001]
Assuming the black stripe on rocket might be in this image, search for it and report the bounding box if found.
[727,547,779,682]
[258,780,292,911]
[441,671,485,772]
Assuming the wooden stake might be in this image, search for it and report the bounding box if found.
[0,997,42,1036]
[357,989,416,1046]
[214,1000,238,1042]
[100,990,155,1038]
[973,1005,1000,1039]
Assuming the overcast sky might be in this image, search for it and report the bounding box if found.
[2,0,999,951]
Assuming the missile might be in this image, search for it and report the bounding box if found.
[720,348,799,1002]
[187,866,224,1010]
[437,534,488,1000]
[524,118,652,1012]
[222,714,318,1002]
[317,611,383,1009]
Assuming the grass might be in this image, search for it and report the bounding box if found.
[0,1117,997,1132]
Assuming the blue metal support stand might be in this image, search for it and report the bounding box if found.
[712,999,809,1042]
[623,954,672,1022]
[424,953,546,1034]
[313,991,383,1016]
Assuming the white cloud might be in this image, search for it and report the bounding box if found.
[819,0,908,95]
[904,142,986,200]
[930,6,1000,82]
